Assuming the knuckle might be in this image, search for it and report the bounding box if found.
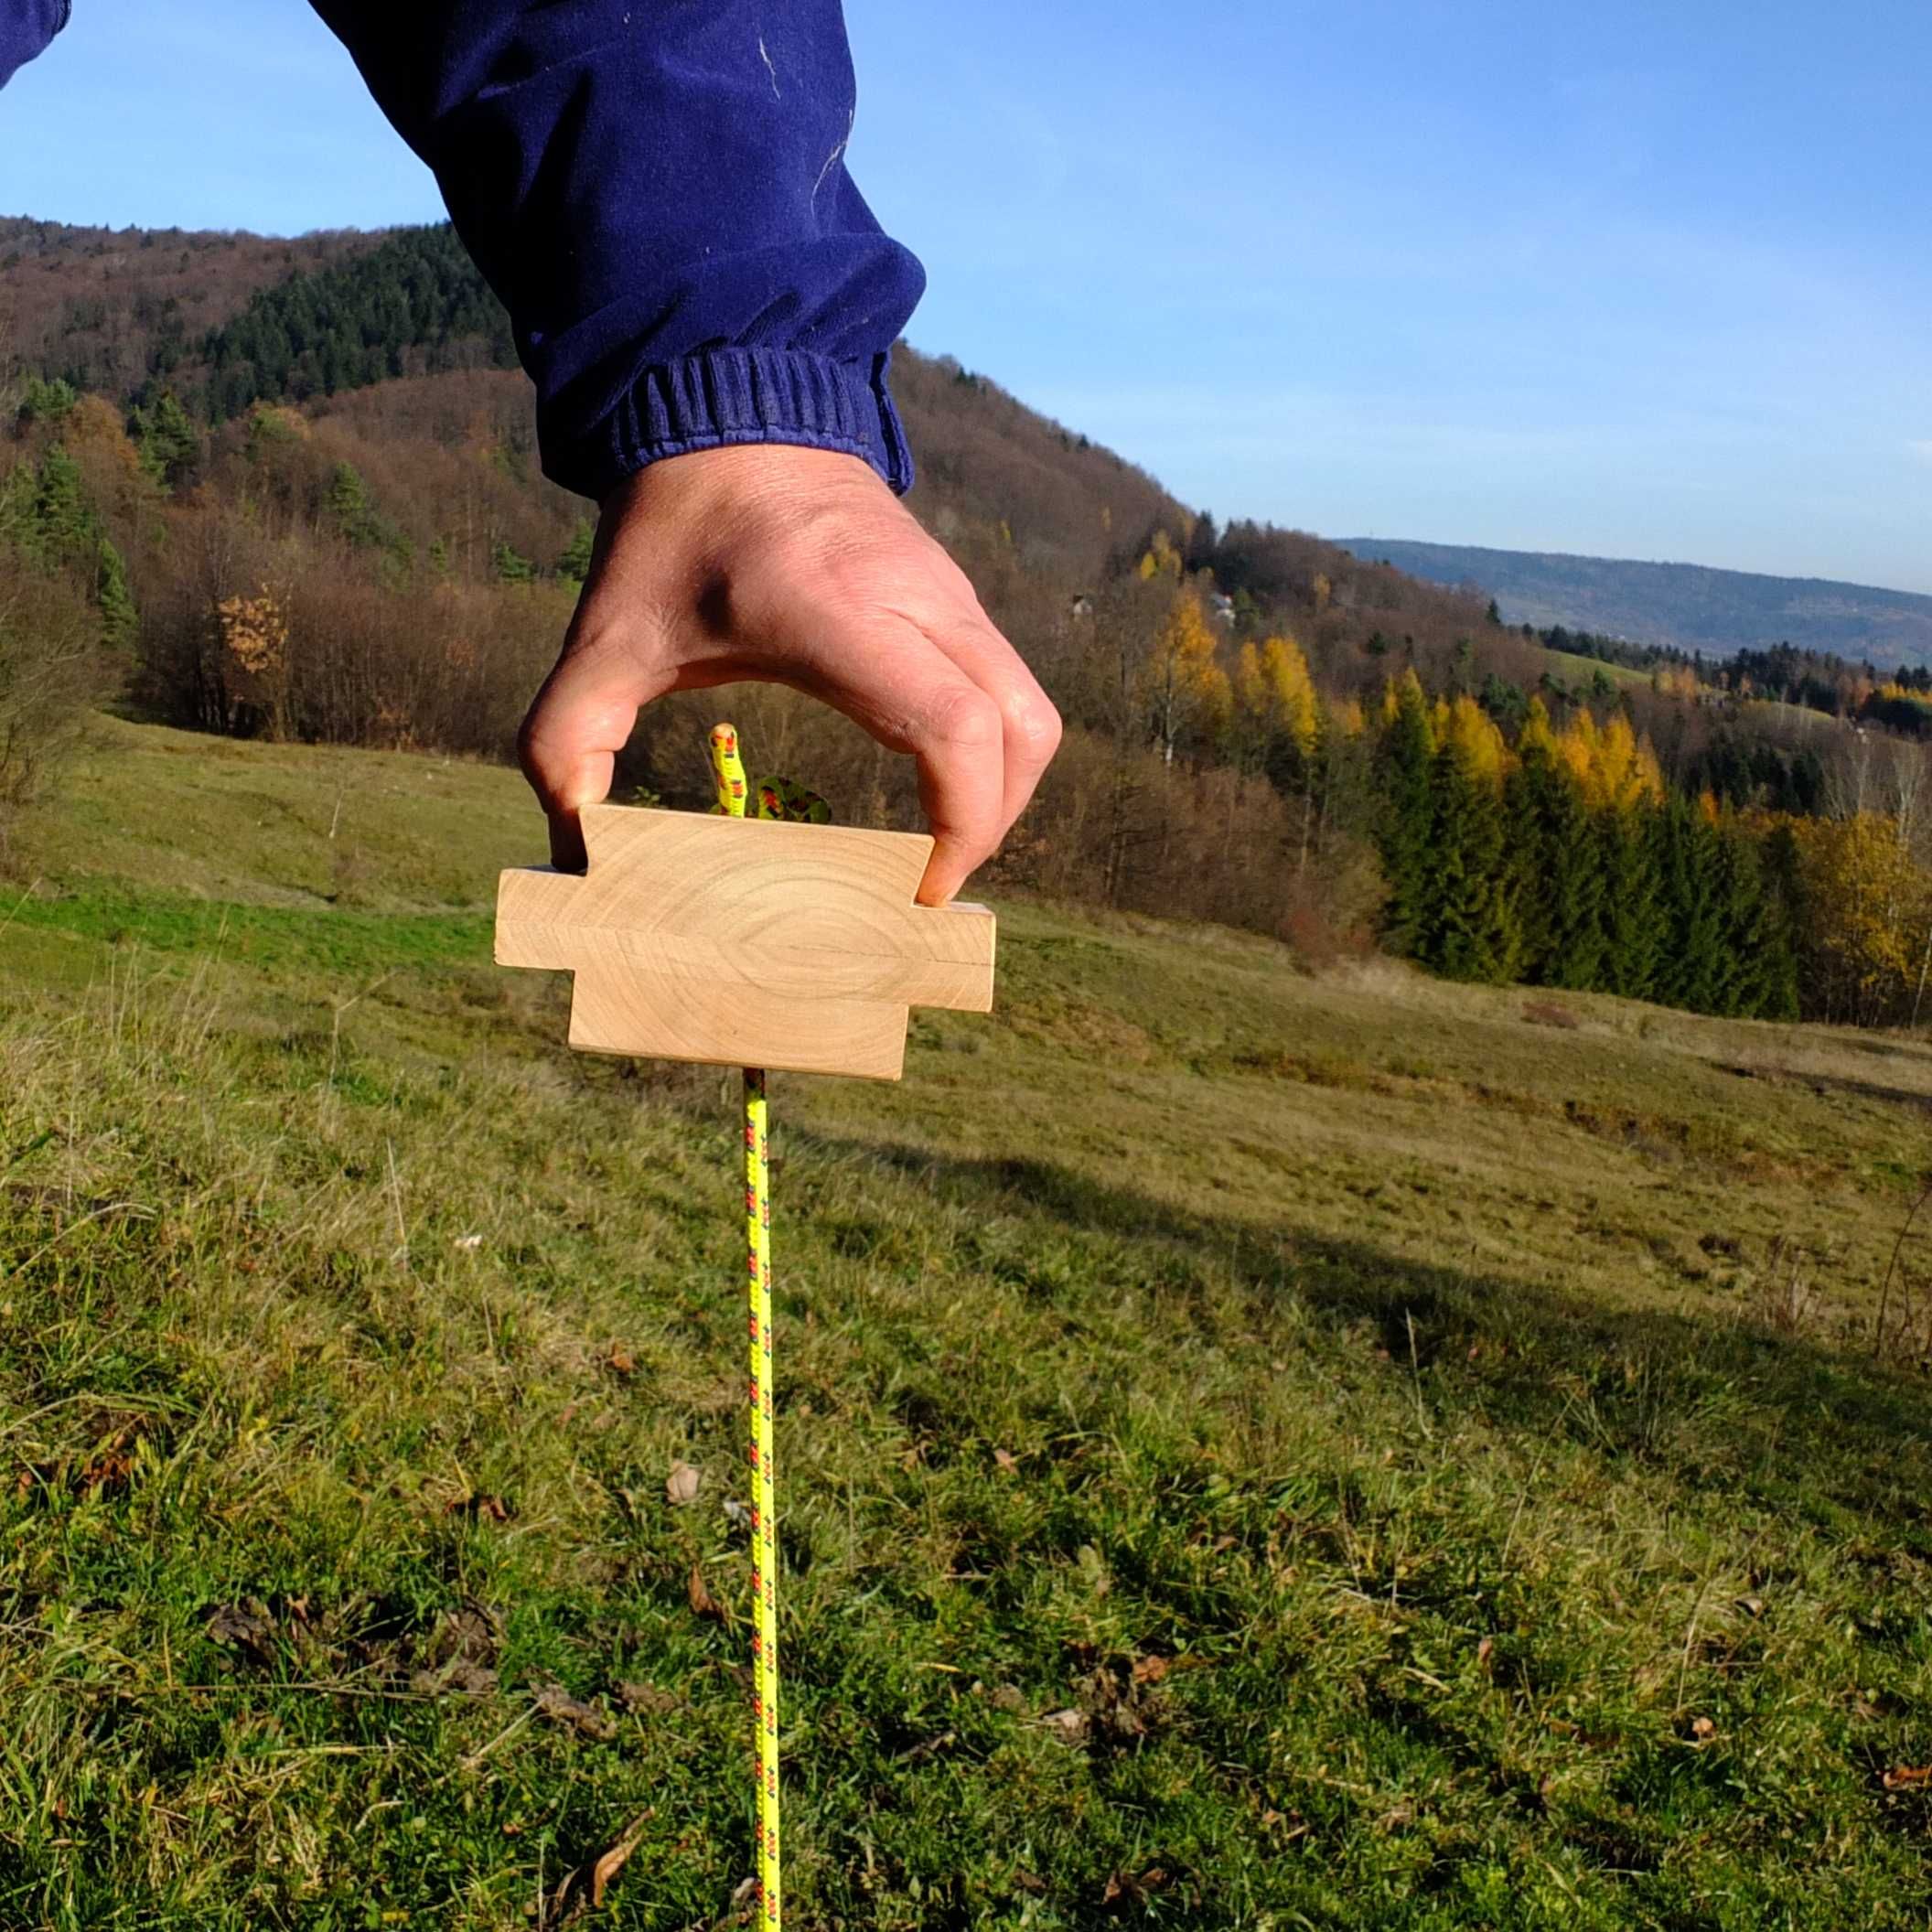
[514,709,546,780]
[923,684,1004,756]
[1010,691,1063,762]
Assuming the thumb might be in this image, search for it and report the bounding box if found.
[516,637,671,870]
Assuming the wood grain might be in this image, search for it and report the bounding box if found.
[496,803,996,1079]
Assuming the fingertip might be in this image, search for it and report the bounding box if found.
[546,809,588,875]
[915,836,979,907]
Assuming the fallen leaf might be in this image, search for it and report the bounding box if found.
[1132,1654,1171,1687]
[533,1684,617,1742]
[206,1600,276,1665]
[618,1681,681,1716]
[993,1448,1018,1473]
[445,1492,510,1523]
[1102,1866,1171,1907]
[665,1461,701,1508]
[1884,1765,1932,1789]
[591,1811,653,1908]
[1211,1534,1238,1554]
[411,1659,497,1699]
[894,1727,957,1765]
[403,1602,502,1697]
[688,1564,728,1625]
[606,1342,635,1377]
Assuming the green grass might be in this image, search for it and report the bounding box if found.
[1541,649,1657,692]
[6,716,1932,1927]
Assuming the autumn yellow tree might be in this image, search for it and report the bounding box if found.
[1790,812,1932,1025]
[1136,529,1183,581]
[1234,632,1318,778]
[213,585,292,738]
[1142,590,1231,764]
[1555,708,1664,812]
[1431,692,1509,790]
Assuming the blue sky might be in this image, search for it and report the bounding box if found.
[3,1,1927,591]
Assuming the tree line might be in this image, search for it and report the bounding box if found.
[8,247,1932,1030]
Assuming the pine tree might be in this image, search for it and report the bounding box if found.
[29,447,93,567]
[1710,820,1798,1019]
[1597,804,1666,1001]
[1421,731,1519,982]
[0,461,37,555]
[491,539,536,584]
[1507,702,1605,988]
[1653,796,1726,1012]
[128,389,200,490]
[1747,821,1804,1021]
[16,376,76,427]
[556,519,596,585]
[95,539,138,649]
[325,462,379,546]
[1374,670,1437,956]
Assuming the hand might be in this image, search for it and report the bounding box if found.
[517,444,1062,904]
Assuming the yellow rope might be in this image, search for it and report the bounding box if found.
[709,723,781,1928]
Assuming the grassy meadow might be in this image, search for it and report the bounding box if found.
[5,717,1932,1927]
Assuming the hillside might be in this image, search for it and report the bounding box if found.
[5,216,1927,1036]
[0,214,389,400]
[1339,536,1932,666]
[0,217,1187,585]
[6,716,1932,1925]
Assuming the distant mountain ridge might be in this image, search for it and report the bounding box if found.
[1336,537,1932,667]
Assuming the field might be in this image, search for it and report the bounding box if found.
[1541,649,1656,693]
[6,717,1932,1928]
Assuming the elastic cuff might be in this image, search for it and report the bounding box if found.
[544,347,915,503]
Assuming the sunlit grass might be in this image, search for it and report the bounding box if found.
[4,718,1932,1927]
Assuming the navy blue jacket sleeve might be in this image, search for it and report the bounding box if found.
[0,0,68,89]
[307,2,925,500]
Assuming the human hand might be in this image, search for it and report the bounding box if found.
[516,445,1062,904]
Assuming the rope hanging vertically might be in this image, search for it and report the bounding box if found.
[708,722,781,1927]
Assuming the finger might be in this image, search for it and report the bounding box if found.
[517,636,673,869]
[917,609,1062,843]
[750,614,1008,905]
[907,672,1009,905]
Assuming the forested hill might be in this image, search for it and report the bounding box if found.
[19,213,1932,1037]
[1339,536,1932,666]
[1,216,1186,588]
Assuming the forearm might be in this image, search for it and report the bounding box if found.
[306,1,925,499]
[0,0,70,89]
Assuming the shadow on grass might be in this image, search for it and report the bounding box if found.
[808,1133,1932,1539]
